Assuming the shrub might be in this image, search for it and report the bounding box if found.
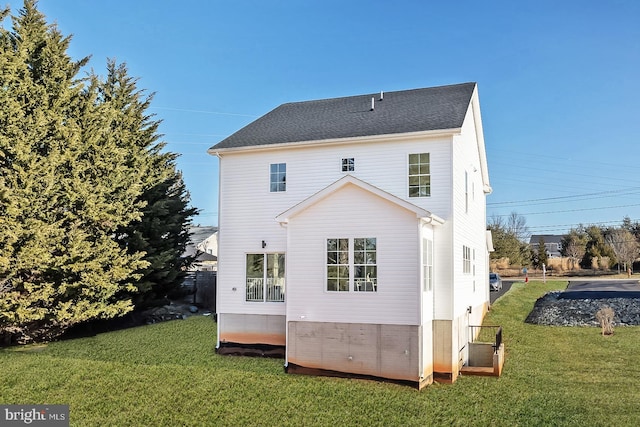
[595,306,615,336]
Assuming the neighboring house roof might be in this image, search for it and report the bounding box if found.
[184,226,218,258]
[195,252,217,262]
[209,82,476,151]
[189,226,218,244]
[529,234,564,245]
[275,175,445,225]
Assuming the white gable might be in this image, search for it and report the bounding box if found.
[275,175,445,225]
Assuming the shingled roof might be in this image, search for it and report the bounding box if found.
[210,82,476,151]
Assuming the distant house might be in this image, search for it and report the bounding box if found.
[529,234,564,258]
[185,226,218,271]
[208,82,494,388]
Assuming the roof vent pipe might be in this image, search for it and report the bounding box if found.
[371,97,375,111]
[380,91,384,101]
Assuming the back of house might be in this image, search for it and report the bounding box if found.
[208,82,492,387]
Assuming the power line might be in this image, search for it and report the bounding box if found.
[151,106,258,118]
[489,203,640,217]
[488,187,640,207]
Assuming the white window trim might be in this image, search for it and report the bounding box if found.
[422,238,433,292]
[341,157,355,172]
[245,253,286,302]
[326,237,377,292]
[269,163,286,192]
[463,245,471,274]
[408,152,431,198]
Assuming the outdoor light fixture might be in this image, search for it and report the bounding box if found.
[262,240,267,248]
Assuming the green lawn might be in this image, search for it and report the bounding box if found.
[2,281,640,426]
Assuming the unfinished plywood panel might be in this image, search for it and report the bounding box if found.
[219,313,286,346]
[288,321,419,383]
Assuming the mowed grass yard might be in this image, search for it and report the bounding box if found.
[2,280,640,426]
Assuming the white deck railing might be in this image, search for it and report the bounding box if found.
[246,278,285,302]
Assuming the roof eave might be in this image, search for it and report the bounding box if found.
[208,128,462,156]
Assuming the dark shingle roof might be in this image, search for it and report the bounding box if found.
[210,82,476,150]
[529,235,565,245]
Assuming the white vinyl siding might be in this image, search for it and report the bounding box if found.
[216,133,454,321]
[450,94,490,318]
[285,183,420,325]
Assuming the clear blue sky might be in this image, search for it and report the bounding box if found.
[4,0,640,236]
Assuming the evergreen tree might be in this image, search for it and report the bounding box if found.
[488,215,530,266]
[581,225,616,270]
[96,60,198,309]
[0,1,196,343]
[532,237,548,268]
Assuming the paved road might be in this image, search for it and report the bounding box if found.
[490,280,516,304]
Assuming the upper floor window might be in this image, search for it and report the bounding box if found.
[327,237,377,292]
[270,163,286,192]
[408,153,430,197]
[342,157,355,172]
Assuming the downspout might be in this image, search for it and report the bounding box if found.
[213,151,222,350]
[275,219,289,369]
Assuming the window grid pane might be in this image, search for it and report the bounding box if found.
[247,253,285,302]
[327,238,349,292]
[354,238,377,292]
[342,157,355,172]
[408,153,430,197]
[463,245,471,274]
[270,163,286,192]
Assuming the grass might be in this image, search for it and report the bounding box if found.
[2,280,640,426]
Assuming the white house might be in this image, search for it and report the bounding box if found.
[208,82,493,388]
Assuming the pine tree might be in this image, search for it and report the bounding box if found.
[0,1,195,343]
[96,61,198,309]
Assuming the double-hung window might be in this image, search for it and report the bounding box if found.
[327,238,377,292]
[327,239,349,292]
[408,153,430,197]
[270,163,286,192]
[463,245,471,274]
[246,253,285,302]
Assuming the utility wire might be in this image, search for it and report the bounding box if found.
[488,187,640,206]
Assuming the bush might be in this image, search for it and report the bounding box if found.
[595,306,615,336]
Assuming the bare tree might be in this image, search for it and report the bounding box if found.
[506,212,530,242]
[605,229,639,273]
[563,238,586,270]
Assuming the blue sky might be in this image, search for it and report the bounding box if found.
[4,0,640,236]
